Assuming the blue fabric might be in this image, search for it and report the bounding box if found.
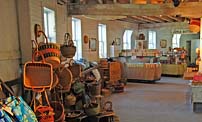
[4,96,38,122]
[0,109,13,122]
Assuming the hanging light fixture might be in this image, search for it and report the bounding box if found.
[172,0,180,7]
[189,18,200,33]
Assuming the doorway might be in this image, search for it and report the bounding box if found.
[186,40,191,65]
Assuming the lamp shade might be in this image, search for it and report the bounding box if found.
[189,19,200,33]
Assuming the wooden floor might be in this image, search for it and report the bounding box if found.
[109,77,202,122]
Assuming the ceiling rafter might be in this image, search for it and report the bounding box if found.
[141,16,164,23]
[131,16,155,23]
[151,16,169,22]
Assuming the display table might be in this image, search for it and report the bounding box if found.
[126,63,161,81]
[161,64,187,76]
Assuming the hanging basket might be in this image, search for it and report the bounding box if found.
[60,33,76,58]
[24,51,53,90]
[189,19,200,33]
[60,45,76,58]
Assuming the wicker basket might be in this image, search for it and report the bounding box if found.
[68,64,81,80]
[60,33,76,58]
[60,45,76,58]
[24,51,53,90]
[84,103,100,116]
[57,67,73,91]
[50,101,65,122]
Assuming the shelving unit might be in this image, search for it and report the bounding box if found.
[99,61,121,84]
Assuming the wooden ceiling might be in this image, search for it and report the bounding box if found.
[66,0,202,25]
[117,15,185,24]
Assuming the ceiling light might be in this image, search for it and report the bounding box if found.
[172,0,180,7]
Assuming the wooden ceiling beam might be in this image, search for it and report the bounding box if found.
[68,2,202,18]
[131,16,154,23]
[167,15,183,22]
[142,16,164,23]
[152,16,170,22]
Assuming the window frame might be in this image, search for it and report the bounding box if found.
[72,17,82,60]
[43,7,56,43]
[98,24,107,58]
[123,30,133,50]
[148,30,157,49]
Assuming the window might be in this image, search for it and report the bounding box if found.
[148,31,156,49]
[172,34,181,48]
[98,24,107,58]
[43,7,56,43]
[72,17,82,60]
[123,30,133,50]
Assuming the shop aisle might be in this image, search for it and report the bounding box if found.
[109,77,202,122]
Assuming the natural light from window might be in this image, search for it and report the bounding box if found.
[72,17,82,60]
[172,34,181,48]
[98,24,107,58]
[123,30,133,50]
[148,31,156,49]
[43,7,56,43]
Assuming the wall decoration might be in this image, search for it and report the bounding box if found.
[89,38,97,51]
[143,41,148,49]
[84,35,89,44]
[115,38,121,45]
[136,40,143,50]
[160,39,167,48]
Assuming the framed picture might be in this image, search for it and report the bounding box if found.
[160,39,167,48]
[89,38,97,51]
[136,40,143,50]
[115,38,121,45]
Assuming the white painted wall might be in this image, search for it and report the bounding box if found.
[68,16,139,61]
[0,0,21,81]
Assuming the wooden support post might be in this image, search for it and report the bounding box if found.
[199,18,202,72]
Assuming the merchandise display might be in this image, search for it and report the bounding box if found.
[20,27,119,122]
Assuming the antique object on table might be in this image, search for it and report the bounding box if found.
[60,33,76,58]
[112,83,124,93]
[64,93,76,106]
[65,110,83,119]
[87,82,101,96]
[103,101,113,112]
[138,33,145,40]
[84,103,100,116]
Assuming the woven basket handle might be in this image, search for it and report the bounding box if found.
[32,51,45,63]
[38,31,48,44]
[64,33,70,45]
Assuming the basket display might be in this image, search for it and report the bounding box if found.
[60,33,76,58]
[68,64,81,80]
[38,42,61,68]
[24,51,53,90]
[57,67,73,91]
[60,45,76,58]
[50,101,65,122]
